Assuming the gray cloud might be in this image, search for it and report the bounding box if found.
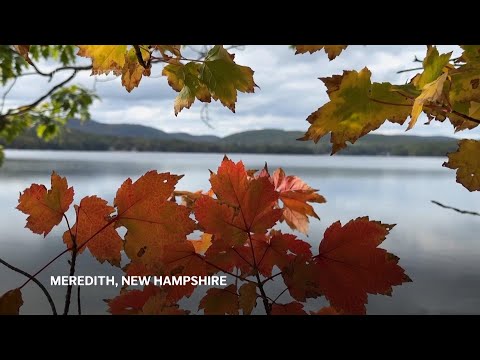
[4,45,479,139]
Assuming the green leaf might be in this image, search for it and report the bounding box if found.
[459,45,480,63]
[446,63,480,131]
[300,68,412,154]
[199,45,256,112]
[162,61,211,115]
[413,46,452,89]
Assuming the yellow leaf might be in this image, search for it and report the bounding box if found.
[469,101,480,118]
[295,45,348,60]
[409,72,448,130]
[121,48,149,92]
[413,46,451,89]
[77,45,128,76]
[443,139,480,191]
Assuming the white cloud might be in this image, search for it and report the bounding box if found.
[3,45,480,139]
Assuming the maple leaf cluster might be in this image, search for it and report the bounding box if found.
[1,157,410,315]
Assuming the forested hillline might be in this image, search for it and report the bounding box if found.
[1,119,460,156]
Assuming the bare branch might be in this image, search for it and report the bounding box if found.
[0,257,57,315]
[397,66,423,74]
[431,200,480,217]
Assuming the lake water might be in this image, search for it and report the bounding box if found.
[1,150,480,315]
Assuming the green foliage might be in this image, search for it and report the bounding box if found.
[0,45,95,151]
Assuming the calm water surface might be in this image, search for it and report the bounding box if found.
[1,150,480,314]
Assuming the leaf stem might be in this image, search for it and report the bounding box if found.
[247,232,271,315]
[368,96,480,125]
[63,213,77,315]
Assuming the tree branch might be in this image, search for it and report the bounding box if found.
[19,216,117,290]
[23,61,92,80]
[0,257,57,315]
[6,70,78,117]
[431,200,480,217]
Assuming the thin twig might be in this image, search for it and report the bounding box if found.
[63,213,77,315]
[0,77,17,114]
[431,200,480,217]
[368,97,480,125]
[18,211,116,290]
[396,66,423,74]
[0,257,57,315]
[271,287,289,306]
[24,61,92,80]
[198,254,256,285]
[19,248,70,289]
[261,272,282,285]
[77,285,82,315]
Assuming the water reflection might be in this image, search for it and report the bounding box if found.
[1,150,480,314]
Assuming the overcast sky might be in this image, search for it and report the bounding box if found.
[4,45,480,138]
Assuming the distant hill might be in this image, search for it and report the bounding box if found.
[1,119,459,156]
[67,119,219,143]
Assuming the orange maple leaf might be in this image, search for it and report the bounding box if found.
[314,217,411,314]
[108,285,187,315]
[282,255,322,302]
[17,172,74,236]
[204,239,250,274]
[271,302,307,315]
[63,196,123,266]
[195,157,282,246]
[310,307,342,315]
[162,241,207,302]
[259,166,326,234]
[114,171,195,268]
[238,231,312,277]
